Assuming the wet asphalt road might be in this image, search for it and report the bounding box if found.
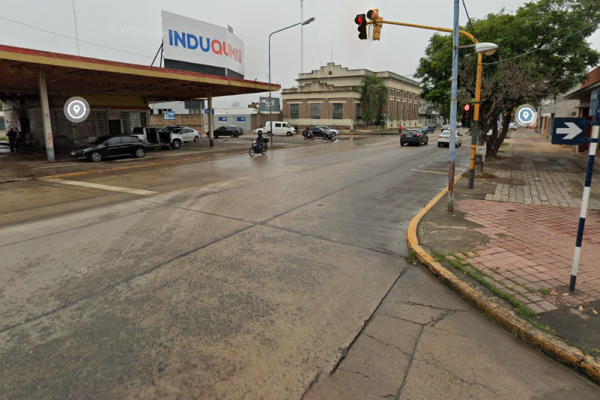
[1,136,597,399]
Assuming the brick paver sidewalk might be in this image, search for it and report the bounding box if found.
[455,131,600,314]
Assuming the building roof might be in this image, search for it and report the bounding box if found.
[0,44,276,100]
[296,63,421,87]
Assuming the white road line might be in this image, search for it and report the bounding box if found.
[46,179,156,196]
[411,169,448,175]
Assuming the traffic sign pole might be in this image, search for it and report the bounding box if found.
[570,123,599,292]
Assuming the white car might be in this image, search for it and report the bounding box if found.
[172,127,201,143]
[509,122,517,130]
[437,130,463,147]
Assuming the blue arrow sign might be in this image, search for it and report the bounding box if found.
[552,118,586,145]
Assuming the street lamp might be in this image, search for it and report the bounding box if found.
[268,17,315,148]
[459,41,499,189]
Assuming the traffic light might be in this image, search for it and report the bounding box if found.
[355,14,367,40]
[462,103,472,128]
[367,9,383,41]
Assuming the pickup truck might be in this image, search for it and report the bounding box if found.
[132,127,184,149]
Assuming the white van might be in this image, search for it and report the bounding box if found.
[255,121,296,136]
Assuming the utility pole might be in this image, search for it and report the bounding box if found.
[301,0,304,73]
[447,0,459,215]
[71,0,80,55]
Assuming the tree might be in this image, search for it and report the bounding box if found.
[415,0,600,156]
[359,75,388,125]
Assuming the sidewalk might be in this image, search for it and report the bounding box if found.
[417,130,600,370]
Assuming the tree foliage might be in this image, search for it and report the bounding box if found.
[415,0,600,156]
[359,74,388,125]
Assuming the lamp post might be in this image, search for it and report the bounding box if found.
[463,42,499,189]
[269,17,315,148]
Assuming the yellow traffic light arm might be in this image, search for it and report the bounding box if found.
[367,20,477,44]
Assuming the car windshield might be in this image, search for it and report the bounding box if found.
[89,136,112,145]
[405,130,420,133]
[317,126,331,130]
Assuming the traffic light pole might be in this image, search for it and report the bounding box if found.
[468,55,483,189]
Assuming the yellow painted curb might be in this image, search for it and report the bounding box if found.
[406,172,600,384]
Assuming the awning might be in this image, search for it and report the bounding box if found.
[0,44,277,100]
[564,81,600,101]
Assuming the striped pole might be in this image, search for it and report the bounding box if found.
[570,123,599,292]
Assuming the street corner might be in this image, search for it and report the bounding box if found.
[406,173,600,384]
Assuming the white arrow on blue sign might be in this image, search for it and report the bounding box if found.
[551,118,586,145]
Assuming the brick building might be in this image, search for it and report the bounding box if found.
[281,63,421,130]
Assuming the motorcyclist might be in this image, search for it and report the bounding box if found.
[255,132,266,150]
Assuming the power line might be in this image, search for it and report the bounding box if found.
[0,16,153,59]
[461,0,478,39]
[484,17,600,66]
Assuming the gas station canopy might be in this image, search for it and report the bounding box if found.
[0,44,277,99]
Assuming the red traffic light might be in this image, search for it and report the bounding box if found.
[355,14,367,40]
[463,104,471,112]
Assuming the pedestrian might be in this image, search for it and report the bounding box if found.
[16,129,25,151]
[398,125,403,134]
[7,127,17,153]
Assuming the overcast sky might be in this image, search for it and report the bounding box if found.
[1,0,599,107]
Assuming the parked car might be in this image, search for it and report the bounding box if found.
[437,130,463,147]
[255,121,296,136]
[509,122,517,130]
[316,125,339,136]
[132,127,184,149]
[165,126,201,143]
[306,126,335,140]
[400,129,429,146]
[442,124,451,131]
[420,125,435,134]
[71,135,146,162]
[211,125,244,138]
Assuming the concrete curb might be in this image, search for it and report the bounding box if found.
[406,172,600,385]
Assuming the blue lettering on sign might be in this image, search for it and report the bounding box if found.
[237,117,246,122]
[218,117,227,122]
[174,31,186,48]
[199,37,210,52]
[187,34,198,49]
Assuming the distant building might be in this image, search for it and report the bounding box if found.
[282,63,421,130]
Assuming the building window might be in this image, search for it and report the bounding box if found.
[311,103,321,119]
[389,100,394,119]
[290,104,299,119]
[356,104,362,119]
[396,101,400,120]
[333,103,343,119]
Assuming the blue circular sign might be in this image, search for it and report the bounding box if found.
[518,107,534,124]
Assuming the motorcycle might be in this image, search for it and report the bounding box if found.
[302,130,315,141]
[249,137,269,157]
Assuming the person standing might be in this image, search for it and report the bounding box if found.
[7,127,17,153]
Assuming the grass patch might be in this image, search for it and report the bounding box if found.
[500,143,510,147]
[434,252,556,331]
[406,250,418,265]
[539,288,550,296]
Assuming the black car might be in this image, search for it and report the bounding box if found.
[306,126,335,140]
[211,125,244,138]
[71,135,146,162]
[400,129,429,146]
